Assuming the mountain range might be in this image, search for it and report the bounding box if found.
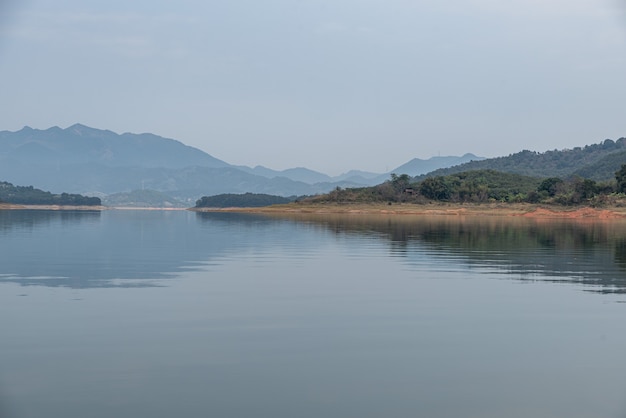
[3,123,622,206]
[0,124,482,203]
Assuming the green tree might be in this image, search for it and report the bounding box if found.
[537,177,563,197]
[574,178,598,199]
[390,173,411,192]
[419,177,451,200]
[616,164,626,193]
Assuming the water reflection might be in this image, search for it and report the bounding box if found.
[263,213,626,294]
[3,210,626,418]
[0,210,320,288]
[0,209,101,232]
[2,209,626,293]
[0,210,206,288]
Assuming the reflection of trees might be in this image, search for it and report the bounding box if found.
[267,213,618,249]
[614,239,626,268]
[268,213,626,294]
[4,209,626,294]
[413,219,612,253]
[0,209,101,233]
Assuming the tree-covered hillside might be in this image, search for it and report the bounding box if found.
[0,181,101,205]
[306,170,541,204]
[571,150,626,181]
[416,138,626,181]
[417,170,541,202]
[303,167,623,207]
[196,193,293,208]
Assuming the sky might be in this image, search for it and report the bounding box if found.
[1,0,625,175]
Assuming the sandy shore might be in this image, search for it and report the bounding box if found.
[108,206,188,211]
[4,202,626,219]
[191,202,626,219]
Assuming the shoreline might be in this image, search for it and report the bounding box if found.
[190,202,626,219]
[0,203,107,211]
[4,202,626,219]
[0,204,187,211]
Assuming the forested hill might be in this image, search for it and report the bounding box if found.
[416,138,626,181]
[195,193,293,208]
[0,181,101,206]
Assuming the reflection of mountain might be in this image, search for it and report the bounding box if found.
[268,213,626,294]
[3,210,626,294]
[0,210,314,288]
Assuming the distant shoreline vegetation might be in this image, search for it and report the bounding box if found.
[195,193,294,208]
[0,181,101,206]
[301,166,626,207]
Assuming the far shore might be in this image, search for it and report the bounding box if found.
[0,204,189,211]
[190,202,626,219]
[5,202,626,220]
[0,203,107,211]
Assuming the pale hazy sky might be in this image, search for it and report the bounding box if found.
[1,0,625,175]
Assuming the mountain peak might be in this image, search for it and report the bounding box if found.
[391,154,485,177]
[66,123,94,135]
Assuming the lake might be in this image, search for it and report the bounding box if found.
[1,209,626,418]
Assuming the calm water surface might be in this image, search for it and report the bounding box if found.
[1,209,626,418]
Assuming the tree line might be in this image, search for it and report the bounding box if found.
[0,181,101,206]
[195,193,293,208]
[305,165,626,207]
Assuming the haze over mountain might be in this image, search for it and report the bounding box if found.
[0,124,481,203]
[391,154,483,177]
[240,154,484,185]
[1,124,625,206]
[1,124,229,169]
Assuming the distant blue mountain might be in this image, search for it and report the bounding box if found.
[391,153,484,177]
[0,124,364,201]
[0,124,229,169]
[344,154,485,185]
[333,170,381,182]
[0,124,484,203]
[236,165,333,184]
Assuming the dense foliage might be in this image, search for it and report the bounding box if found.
[0,181,101,205]
[418,170,541,202]
[304,166,626,207]
[571,150,626,181]
[417,138,626,181]
[195,193,293,208]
